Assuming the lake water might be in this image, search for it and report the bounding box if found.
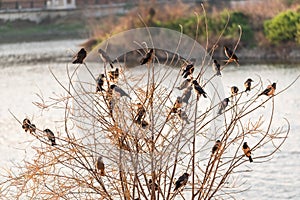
[0,40,299,199]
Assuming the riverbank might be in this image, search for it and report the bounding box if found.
[0,15,87,44]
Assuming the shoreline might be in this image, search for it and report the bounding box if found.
[1,37,300,66]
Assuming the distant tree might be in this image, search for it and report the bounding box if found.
[264,10,300,44]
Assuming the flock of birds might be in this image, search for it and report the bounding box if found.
[21,45,277,194]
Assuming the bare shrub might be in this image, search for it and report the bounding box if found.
[1,10,297,200]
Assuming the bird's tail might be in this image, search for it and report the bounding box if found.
[51,140,57,146]
[100,169,105,176]
[249,156,253,163]
[110,63,114,69]
[203,93,207,98]
[217,109,222,115]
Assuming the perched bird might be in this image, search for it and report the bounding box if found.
[182,63,194,78]
[135,119,149,129]
[224,46,239,65]
[192,80,207,98]
[96,74,105,92]
[212,59,221,76]
[258,83,276,97]
[140,49,154,65]
[110,84,131,99]
[174,173,189,191]
[244,78,254,92]
[141,120,149,129]
[170,97,183,114]
[98,48,114,68]
[29,124,36,134]
[174,97,183,109]
[242,142,253,163]
[148,179,159,191]
[231,86,239,96]
[177,109,190,124]
[217,98,230,115]
[72,48,87,64]
[108,68,119,81]
[182,86,192,104]
[176,79,192,90]
[135,103,146,122]
[95,156,105,176]
[108,98,116,115]
[212,140,221,155]
[43,129,56,146]
[22,118,31,132]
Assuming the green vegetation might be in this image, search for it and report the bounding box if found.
[0,19,86,43]
[264,10,300,44]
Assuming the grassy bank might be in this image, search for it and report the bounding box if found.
[0,16,88,43]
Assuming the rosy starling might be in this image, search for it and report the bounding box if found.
[192,80,207,98]
[108,68,119,81]
[224,46,239,65]
[110,84,131,99]
[140,49,154,65]
[174,173,189,191]
[212,140,221,155]
[217,98,230,115]
[242,142,253,163]
[96,74,105,92]
[182,63,194,78]
[135,103,146,122]
[72,48,87,64]
[170,97,182,114]
[96,156,105,176]
[258,83,276,97]
[231,86,239,96]
[29,124,36,134]
[135,118,149,129]
[148,179,159,191]
[212,59,222,76]
[43,129,56,146]
[98,48,114,68]
[22,118,31,132]
[176,79,192,90]
[244,78,253,92]
[182,86,192,104]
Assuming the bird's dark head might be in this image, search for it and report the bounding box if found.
[216,140,221,143]
[184,173,190,176]
[224,98,230,102]
[23,118,30,124]
[272,82,276,89]
[224,46,228,50]
[213,59,218,64]
[192,80,197,85]
[247,78,254,82]
[110,84,116,89]
[43,128,50,133]
[80,48,86,52]
[243,142,247,147]
[149,49,154,53]
[148,179,153,183]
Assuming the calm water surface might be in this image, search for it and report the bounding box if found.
[0,40,299,199]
